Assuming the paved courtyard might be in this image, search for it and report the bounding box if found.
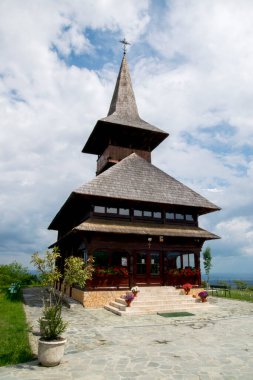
[0,287,253,379]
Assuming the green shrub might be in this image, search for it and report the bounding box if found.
[0,262,39,287]
[39,304,68,340]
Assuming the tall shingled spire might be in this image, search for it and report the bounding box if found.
[82,46,169,156]
[107,54,140,120]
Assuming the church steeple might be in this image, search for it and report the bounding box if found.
[107,54,139,121]
[82,49,169,175]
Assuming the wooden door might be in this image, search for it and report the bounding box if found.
[134,251,163,286]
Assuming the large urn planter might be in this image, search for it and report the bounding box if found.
[38,338,67,367]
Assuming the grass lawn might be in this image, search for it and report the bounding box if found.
[212,288,253,302]
[0,288,34,367]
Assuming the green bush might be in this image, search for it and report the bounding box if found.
[0,262,39,287]
[39,304,68,340]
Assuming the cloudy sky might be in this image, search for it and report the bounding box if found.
[1,0,253,275]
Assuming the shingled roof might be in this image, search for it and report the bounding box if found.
[101,55,165,133]
[75,153,220,213]
[82,55,168,155]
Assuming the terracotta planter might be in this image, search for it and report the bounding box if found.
[200,297,207,303]
[126,300,132,307]
[38,338,66,367]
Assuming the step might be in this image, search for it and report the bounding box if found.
[136,289,180,294]
[117,294,192,302]
[104,305,122,316]
[110,301,127,311]
[106,302,211,313]
[116,300,197,308]
[104,286,210,316]
[123,303,201,312]
[118,296,195,303]
[105,303,214,316]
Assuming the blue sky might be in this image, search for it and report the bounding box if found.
[1,0,253,274]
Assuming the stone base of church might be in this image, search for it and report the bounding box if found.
[57,284,124,308]
[55,282,129,308]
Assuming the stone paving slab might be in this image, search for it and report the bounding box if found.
[0,287,253,379]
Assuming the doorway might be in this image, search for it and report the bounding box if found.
[134,251,163,286]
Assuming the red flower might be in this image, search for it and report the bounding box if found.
[182,283,192,290]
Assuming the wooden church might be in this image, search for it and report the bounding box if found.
[49,48,220,290]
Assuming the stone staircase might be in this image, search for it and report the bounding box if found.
[104,286,214,316]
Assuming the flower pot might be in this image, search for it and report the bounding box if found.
[126,300,131,307]
[200,297,207,303]
[38,337,66,367]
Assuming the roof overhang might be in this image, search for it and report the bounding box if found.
[74,218,220,239]
[82,120,168,155]
[49,218,220,248]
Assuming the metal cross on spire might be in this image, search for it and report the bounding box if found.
[119,38,131,54]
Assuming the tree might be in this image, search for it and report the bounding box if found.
[64,256,94,296]
[30,247,94,343]
[31,247,95,303]
[0,261,38,287]
[203,246,212,288]
[31,247,61,291]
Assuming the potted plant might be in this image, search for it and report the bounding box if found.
[131,286,140,297]
[38,302,68,367]
[198,290,209,302]
[31,247,94,366]
[124,292,135,306]
[182,283,192,295]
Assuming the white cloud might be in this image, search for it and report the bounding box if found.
[0,0,253,274]
[0,0,150,266]
[145,0,253,144]
[216,217,253,257]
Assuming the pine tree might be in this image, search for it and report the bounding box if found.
[203,246,212,288]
